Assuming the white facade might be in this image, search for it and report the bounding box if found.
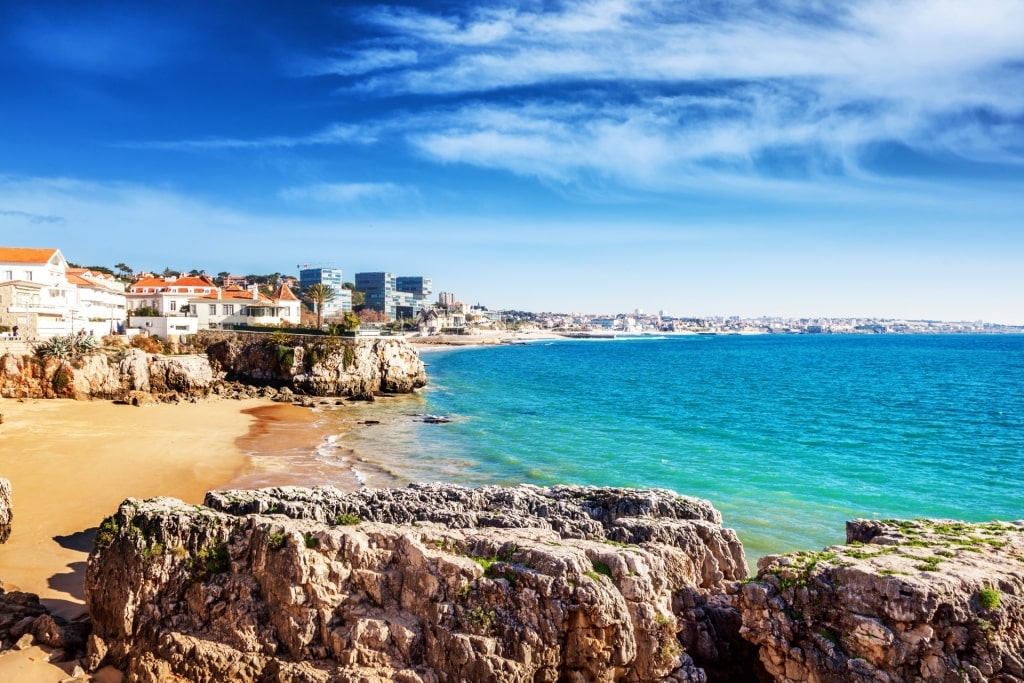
[0,247,76,338]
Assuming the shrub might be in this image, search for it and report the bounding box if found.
[334,512,361,526]
[979,587,1002,611]
[268,532,287,551]
[130,334,165,354]
[35,333,99,361]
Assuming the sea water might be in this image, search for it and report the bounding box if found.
[316,334,1024,558]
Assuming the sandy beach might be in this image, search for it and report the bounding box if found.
[0,397,342,681]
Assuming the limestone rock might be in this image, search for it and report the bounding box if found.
[735,518,1024,683]
[0,477,11,543]
[204,334,426,397]
[86,485,747,682]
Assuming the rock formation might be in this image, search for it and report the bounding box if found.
[735,518,1024,683]
[0,477,11,543]
[202,333,426,398]
[0,334,425,401]
[85,484,747,682]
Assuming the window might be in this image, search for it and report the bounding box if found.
[25,271,32,281]
[170,301,177,311]
[208,304,217,314]
[3,271,11,280]
[223,304,235,315]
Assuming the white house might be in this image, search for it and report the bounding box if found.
[0,246,76,338]
[190,282,302,330]
[126,274,218,315]
[67,268,127,336]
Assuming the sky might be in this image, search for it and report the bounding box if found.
[1,1,1023,323]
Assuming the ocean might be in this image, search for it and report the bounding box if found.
[304,334,1024,559]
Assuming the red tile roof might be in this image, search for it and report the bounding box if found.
[271,282,300,301]
[0,247,60,264]
[129,275,218,292]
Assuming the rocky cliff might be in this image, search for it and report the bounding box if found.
[202,334,426,398]
[84,484,747,683]
[735,518,1024,683]
[0,334,425,401]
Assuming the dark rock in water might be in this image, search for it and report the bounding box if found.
[421,414,452,424]
[361,420,381,425]
[86,484,747,682]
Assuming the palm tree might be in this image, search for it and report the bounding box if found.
[304,283,336,330]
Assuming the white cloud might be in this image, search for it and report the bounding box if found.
[340,0,1024,184]
[279,182,409,203]
[122,123,380,151]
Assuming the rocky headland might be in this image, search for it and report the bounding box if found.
[736,518,1024,682]
[0,483,1021,682]
[0,332,425,402]
[84,484,748,683]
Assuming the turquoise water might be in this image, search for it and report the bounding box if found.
[329,335,1024,558]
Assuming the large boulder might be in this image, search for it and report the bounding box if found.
[85,484,747,682]
[735,518,1024,683]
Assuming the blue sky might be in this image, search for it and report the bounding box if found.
[1,0,1023,322]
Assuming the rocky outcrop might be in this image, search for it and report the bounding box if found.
[0,477,11,543]
[0,348,216,401]
[0,334,425,401]
[735,518,1024,683]
[0,587,89,658]
[85,484,747,682]
[203,334,426,398]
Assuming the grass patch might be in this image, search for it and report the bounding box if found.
[978,587,1001,611]
[334,512,361,526]
[268,532,287,551]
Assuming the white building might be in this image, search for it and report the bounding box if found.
[190,283,302,330]
[0,247,77,338]
[67,268,127,336]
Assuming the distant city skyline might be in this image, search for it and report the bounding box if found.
[1,1,1022,324]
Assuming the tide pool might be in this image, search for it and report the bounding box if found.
[327,334,1024,557]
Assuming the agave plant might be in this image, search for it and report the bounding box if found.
[35,333,100,360]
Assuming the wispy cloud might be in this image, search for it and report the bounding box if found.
[0,208,65,224]
[330,0,1024,187]
[121,123,380,151]
[279,182,409,203]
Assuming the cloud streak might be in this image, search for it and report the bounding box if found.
[329,0,1024,188]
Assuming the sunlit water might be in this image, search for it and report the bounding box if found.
[295,334,1024,558]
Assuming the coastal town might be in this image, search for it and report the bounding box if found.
[1,245,1022,344]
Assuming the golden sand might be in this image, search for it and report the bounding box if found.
[0,397,338,680]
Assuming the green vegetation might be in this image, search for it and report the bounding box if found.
[592,561,613,578]
[303,532,319,549]
[467,606,497,632]
[35,333,100,361]
[978,587,1002,610]
[913,556,944,572]
[94,515,121,550]
[267,532,287,551]
[303,283,337,329]
[191,542,230,574]
[334,512,361,526]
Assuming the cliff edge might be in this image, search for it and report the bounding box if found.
[735,518,1024,682]
[85,484,747,683]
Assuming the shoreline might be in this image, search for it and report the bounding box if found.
[0,398,268,618]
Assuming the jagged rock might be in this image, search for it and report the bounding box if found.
[0,334,425,401]
[86,485,746,682]
[0,477,11,543]
[204,335,426,398]
[735,518,1024,683]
